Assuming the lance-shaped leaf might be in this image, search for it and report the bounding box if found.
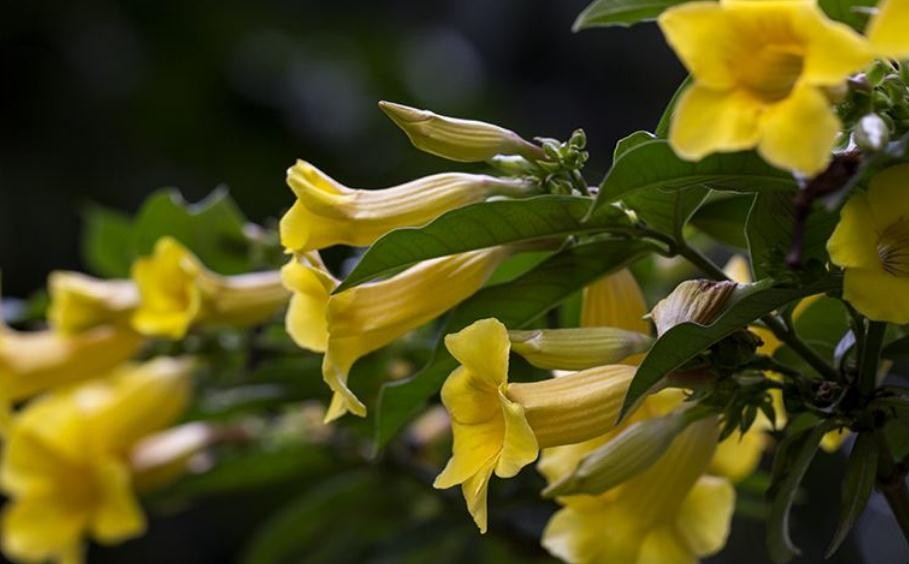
[591,139,794,217]
[620,277,842,417]
[338,195,628,291]
[826,432,879,557]
[573,0,690,29]
[373,238,657,451]
[767,419,839,563]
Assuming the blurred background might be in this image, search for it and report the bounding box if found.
[0,1,905,562]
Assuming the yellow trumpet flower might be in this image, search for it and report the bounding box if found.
[541,418,734,564]
[47,271,138,335]
[0,357,193,564]
[0,325,144,412]
[279,160,537,252]
[659,0,874,175]
[282,248,508,422]
[378,100,544,162]
[433,318,637,532]
[829,164,909,323]
[866,0,909,58]
[131,237,288,339]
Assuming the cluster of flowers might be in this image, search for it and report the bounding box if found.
[4,0,909,562]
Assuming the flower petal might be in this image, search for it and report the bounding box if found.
[866,164,909,233]
[867,0,909,58]
[658,3,737,89]
[444,318,511,388]
[89,459,145,544]
[675,475,736,556]
[796,4,875,84]
[758,85,839,176]
[843,267,909,324]
[495,393,539,478]
[828,190,880,269]
[669,86,762,161]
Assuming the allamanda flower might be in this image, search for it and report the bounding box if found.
[0,356,193,564]
[828,164,909,323]
[279,160,537,252]
[281,248,509,421]
[131,237,288,339]
[659,0,874,176]
[433,318,637,532]
[541,418,734,564]
[47,271,138,335]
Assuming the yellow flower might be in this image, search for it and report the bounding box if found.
[828,164,909,323]
[433,318,637,532]
[581,269,651,364]
[131,237,288,339]
[659,0,874,175]
[279,160,536,252]
[0,325,144,412]
[541,419,734,564]
[866,0,909,58]
[47,272,138,335]
[282,248,508,421]
[0,357,192,564]
[377,100,544,162]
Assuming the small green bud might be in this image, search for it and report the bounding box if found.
[509,327,653,371]
[378,100,543,163]
[569,128,587,149]
[867,61,889,87]
[853,113,890,152]
[488,154,538,176]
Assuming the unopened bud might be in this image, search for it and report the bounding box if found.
[378,100,543,162]
[543,410,695,497]
[854,113,890,152]
[509,327,653,371]
[650,279,740,337]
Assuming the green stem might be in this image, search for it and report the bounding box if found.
[674,241,840,382]
[875,433,909,547]
[860,321,887,396]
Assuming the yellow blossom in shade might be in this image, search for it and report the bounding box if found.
[0,357,192,564]
[47,272,138,335]
[828,164,909,323]
[0,325,144,410]
[866,0,909,58]
[131,237,288,339]
[658,0,874,176]
[581,268,651,366]
[278,160,536,252]
[434,318,638,532]
[282,248,509,421]
[541,419,734,564]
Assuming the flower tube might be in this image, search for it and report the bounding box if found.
[282,248,509,421]
[47,272,138,335]
[279,160,537,252]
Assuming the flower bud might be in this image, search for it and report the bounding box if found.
[853,113,890,152]
[47,272,139,335]
[650,279,740,337]
[508,327,652,371]
[379,101,544,162]
[543,410,697,497]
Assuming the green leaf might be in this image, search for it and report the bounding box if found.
[689,194,753,248]
[655,75,692,138]
[592,139,794,217]
[620,277,842,417]
[819,0,876,29]
[573,0,690,29]
[81,204,135,277]
[132,188,251,274]
[614,130,656,161]
[624,185,709,237]
[826,432,879,558]
[337,195,628,291]
[746,190,839,280]
[767,420,837,563]
[374,238,657,451]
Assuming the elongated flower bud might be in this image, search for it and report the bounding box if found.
[378,100,544,162]
[509,327,652,371]
[279,160,537,253]
[542,410,695,497]
[130,422,219,491]
[131,237,288,339]
[47,272,139,335]
[650,279,740,337]
[434,318,637,532]
[282,248,509,422]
